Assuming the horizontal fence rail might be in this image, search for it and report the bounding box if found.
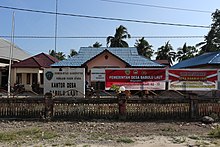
[0,96,219,121]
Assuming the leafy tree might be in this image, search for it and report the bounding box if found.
[68,49,78,58]
[155,41,176,65]
[211,9,220,49]
[107,25,131,47]
[49,49,66,60]
[93,42,102,48]
[196,28,217,54]
[176,43,197,62]
[196,9,220,54]
[134,37,154,59]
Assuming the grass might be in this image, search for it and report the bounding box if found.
[188,135,200,140]
[195,140,211,146]
[83,145,91,147]
[116,137,135,143]
[64,142,76,146]
[0,132,17,142]
[171,136,186,144]
[208,127,220,138]
[161,127,176,132]
[0,127,58,142]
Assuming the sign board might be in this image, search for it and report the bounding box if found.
[168,69,218,91]
[105,68,166,90]
[91,68,105,82]
[44,68,85,97]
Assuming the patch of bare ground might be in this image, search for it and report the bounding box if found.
[0,120,219,146]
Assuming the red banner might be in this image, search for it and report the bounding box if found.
[105,68,166,90]
[168,69,218,91]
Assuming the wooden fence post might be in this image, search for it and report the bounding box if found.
[44,92,54,120]
[189,93,198,119]
[118,93,127,120]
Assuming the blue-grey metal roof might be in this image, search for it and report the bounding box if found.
[52,47,164,67]
[171,51,220,69]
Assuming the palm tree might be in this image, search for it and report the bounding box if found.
[106,25,131,47]
[68,49,78,58]
[49,49,66,60]
[155,41,176,65]
[93,42,102,48]
[56,52,66,60]
[49,50,56,57]
[176,43,197,62]
[134,37,153,59]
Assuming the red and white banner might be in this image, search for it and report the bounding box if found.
[168,69,218,91]
[105,68,166,90]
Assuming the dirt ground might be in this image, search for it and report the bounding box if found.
[0,119,219,147]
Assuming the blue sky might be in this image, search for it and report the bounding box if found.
[0,0,219,59]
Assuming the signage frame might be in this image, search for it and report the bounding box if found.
[44,67,85,97]
[168,69,218,91]
[105,68,166,90]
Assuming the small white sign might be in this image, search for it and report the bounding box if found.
[44,68,85,97]
[91,68,105,82]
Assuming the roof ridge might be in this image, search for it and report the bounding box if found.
[208,52,220,63]
[107,49,130,65]
[42,52,59,62]
[32,56,42,67]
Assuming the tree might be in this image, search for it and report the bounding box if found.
[134,37,154,59]
[56,52,66,60]
[176,43,197,62]
[211,9,220,49]
[196,28,217,54]
[68,49,78,58]
[49,50,66,60]
[106,25,131,47]
[92,42,102,48]
[155,41,176,65]
[196,9,220,54]
[49,49,56,57]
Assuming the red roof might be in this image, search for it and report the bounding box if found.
[12,53,59,68]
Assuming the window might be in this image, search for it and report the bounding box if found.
[40,73,43,85]
[26,73,30,84]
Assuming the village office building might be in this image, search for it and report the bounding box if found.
[51,47,165,91]
[11,53,59,93]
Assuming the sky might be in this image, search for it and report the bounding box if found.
[0,0,219,60]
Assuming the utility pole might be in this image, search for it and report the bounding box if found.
[8,12,15,97]
[55,0,58,52]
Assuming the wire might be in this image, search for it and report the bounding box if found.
[0,5,210,28]
[0,35,204,39]
[100,0,212,14]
